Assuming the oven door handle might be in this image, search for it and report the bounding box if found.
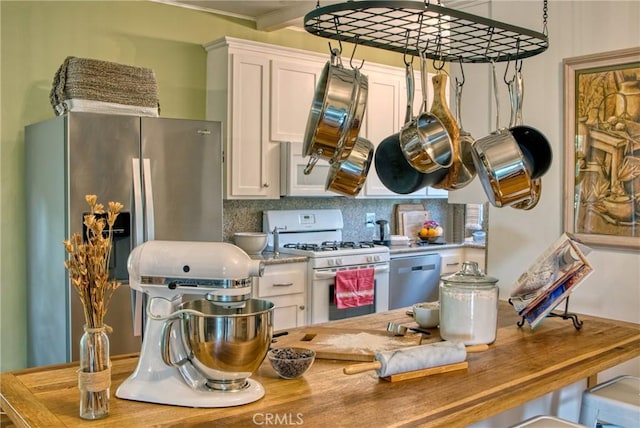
[314,265,389,280]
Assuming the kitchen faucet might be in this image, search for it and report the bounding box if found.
[272,226,287,257]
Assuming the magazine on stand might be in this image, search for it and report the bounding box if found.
[509,233,593,328]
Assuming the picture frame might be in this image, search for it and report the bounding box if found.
[563,47,640,250]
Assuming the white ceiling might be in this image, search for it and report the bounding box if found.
[152,1,335,31]
[152,1,486,32]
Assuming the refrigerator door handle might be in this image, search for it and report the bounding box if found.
[131,158,145,337]
[142,158,155,241]
[132,158,144,246]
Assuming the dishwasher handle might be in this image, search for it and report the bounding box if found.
[397,263,438,274]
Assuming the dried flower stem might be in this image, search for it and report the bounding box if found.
[63,195,123,328]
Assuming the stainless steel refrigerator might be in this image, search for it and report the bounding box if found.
[25,112,223,367]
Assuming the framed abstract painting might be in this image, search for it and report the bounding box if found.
[563,47,640,249]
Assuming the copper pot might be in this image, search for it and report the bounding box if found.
[472,63,532,207]
[325,137,373,197]
[303,52,368,174]
[399,53,453,174]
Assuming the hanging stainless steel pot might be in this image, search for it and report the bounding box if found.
[374,60,447,194]
[508,69,553,181]
[509,69,546,210]
[471,62,532,207]
[399,53,453,174]
[326,137,373,197]
[334,68,369,164]
[302,51,368,174]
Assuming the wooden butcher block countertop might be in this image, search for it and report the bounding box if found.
[2,302,640,428]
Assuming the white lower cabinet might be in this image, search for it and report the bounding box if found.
[254,262,307,331]
[439,247,487,277]
[439,248,464,276]
[463,247,487,272]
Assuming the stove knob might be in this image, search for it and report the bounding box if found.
[365,255,372,263]
[328,259,335,266]
[374,255,381,262]
[335,258,343,266]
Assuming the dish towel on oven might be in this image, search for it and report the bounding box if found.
[334,267,375,309]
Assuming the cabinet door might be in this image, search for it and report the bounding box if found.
[464,247,487,272]
[229,53,279,198]
[255,262,308,330]
[426,186,449,198]
[270,59,321,143]
[270,294,307,331]
[439,248,464,275]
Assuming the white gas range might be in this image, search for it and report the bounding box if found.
[263,209,390,324]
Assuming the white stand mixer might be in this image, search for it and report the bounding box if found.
[116,240,269,408]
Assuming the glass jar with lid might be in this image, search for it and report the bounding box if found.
[439,261,499,345]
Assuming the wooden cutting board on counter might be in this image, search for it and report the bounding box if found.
[401,210,431,239]
[271,327,423,362]
[395,203,424,235]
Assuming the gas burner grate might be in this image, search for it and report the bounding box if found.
[283,243,338,251]
[284,241,382,252]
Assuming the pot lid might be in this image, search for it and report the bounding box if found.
[442,261,498,287]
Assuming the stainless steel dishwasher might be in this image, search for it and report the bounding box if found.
[389,253,441,310]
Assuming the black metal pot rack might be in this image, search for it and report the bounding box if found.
[304,1,548,63]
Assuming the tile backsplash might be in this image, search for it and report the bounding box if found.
[223,197,468,244]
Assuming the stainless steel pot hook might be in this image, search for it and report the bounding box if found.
[349,35,364,70]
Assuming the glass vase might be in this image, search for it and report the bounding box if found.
[79,325,110,420]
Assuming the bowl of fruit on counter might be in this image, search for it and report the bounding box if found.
[418,220,444,243]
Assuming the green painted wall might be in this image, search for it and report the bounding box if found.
[0,0,404,371]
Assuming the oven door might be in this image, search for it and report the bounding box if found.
[310,263,390,324]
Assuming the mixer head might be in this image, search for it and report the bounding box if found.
[127,240,264,303]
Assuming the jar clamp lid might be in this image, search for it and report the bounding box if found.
[442,261,498,287]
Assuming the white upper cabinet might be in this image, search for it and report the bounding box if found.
[205,39,279,199]
[230,52,278,198]
[204,36,448,199]
[270,59,322,143]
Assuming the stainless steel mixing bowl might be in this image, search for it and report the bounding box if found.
[163,298,274,391]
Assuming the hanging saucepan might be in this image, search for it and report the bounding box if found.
[302,50,367,174]
[326,137,373,197]
[509,68,545,210]
[399,52,453,174]
[375,59,446,194]
[508,68,553,181]
[471,62,532,207]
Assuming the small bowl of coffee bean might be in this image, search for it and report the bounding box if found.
[267,347,316,379]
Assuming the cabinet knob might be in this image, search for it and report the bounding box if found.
[263,183,270,188]
[299,305,305,310]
